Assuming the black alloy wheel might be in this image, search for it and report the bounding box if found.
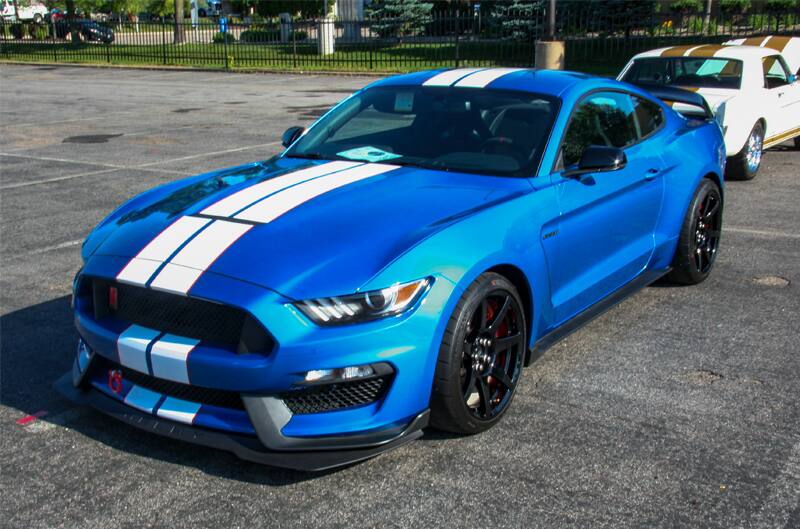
[668,178,723,285]
[431,272,526,434]
[692,187,722,274]
[461,291,524,421]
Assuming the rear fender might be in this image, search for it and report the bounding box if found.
[650,123,725,270]
[716,96,764,156]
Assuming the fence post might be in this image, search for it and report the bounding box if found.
[292,22,297,68]
[161,19,167,65]
[106,42,111,63]
[223,20,229,69]
[454,12,460,68]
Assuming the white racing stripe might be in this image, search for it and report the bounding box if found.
[156,397,201,424]
[117,325,161,374]
[123,385,162,414]
[454,68,526,88]
[681,45,706,57]
[116,216,211,286]
[235,163,399,224]
[422,67,487,86]
[200,160,361,217]
[150,334,200,384]
[149,219,253,294]
[119,163,397,295]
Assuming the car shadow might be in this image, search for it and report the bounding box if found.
[0,296,334,485]
[769,143,797,152]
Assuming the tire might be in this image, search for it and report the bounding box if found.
[667,178,723,285]
[726,122,764,180]
[198,9,207,17]
[794,136,800,150]
[430,272,527,434]
[33,13,42,23]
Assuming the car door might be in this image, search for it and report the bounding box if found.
[545,91,665,324]
[762,54,800,139]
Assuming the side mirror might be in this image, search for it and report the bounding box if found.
[563,145,627,177]
[281,126,305,148]
[789,73,798,84]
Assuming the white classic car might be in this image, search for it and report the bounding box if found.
[724,36,800,75]
[618,40,800,180]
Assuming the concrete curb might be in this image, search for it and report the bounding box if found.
[0,59,395,77]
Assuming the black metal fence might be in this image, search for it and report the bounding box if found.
[1,6,798,74]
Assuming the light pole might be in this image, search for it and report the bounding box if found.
[535,0,564,70]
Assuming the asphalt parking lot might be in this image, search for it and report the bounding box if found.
[1,64,799,529]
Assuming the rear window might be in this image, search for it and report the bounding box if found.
[623,57,743,90]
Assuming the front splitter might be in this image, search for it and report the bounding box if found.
[54,372,429,472]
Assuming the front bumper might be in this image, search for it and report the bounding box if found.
[55,371,429,471]
[67,261,456,469]
[74,259,455,441]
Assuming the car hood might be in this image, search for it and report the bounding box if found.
[90,158,531,299]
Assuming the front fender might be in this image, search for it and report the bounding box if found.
[364,189,559,351]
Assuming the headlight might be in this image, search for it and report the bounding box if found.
[295,277,432,325]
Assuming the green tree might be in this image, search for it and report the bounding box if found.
[367,0,434,37]
[491,1,545,41]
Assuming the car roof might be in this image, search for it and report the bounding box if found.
[631,44,778,61]
[368,67,636,100]
[723,35,798,52]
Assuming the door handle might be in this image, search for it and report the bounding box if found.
[645,168,661,180]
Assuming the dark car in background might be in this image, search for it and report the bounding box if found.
[54,18,114,43]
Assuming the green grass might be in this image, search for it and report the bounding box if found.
[0,40,619,76]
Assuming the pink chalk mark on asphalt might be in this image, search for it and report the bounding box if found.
[16,410,48,426]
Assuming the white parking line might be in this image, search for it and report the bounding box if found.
[0,168,119,190]
[0,141,281,188]
[136,141,281,167]
[726,226,800,240]
[0,111,141,129]
[19,239,84,257]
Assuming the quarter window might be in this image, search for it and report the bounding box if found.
[561,92,638,167]
[632,96,664,138]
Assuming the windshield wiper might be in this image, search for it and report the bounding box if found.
[285,152,337,161]
[391,160,453,172]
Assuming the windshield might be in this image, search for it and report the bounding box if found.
[285,86,559,177]
[623,57,743,90]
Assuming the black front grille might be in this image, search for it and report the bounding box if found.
[90,278,271,351]
[280,376,390,415]
[113,362,246,410]
[111,281,245,345]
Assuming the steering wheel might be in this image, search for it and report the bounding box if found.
[480,137,528,164]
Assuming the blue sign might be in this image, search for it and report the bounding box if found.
[219,17,227,33]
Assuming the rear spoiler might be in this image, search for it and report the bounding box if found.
[633,83,714,119]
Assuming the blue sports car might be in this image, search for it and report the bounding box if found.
[58,68,726,471]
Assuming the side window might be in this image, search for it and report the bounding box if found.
[763,55,791,89]
[632,96,664,138]
[561,92,638,168]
